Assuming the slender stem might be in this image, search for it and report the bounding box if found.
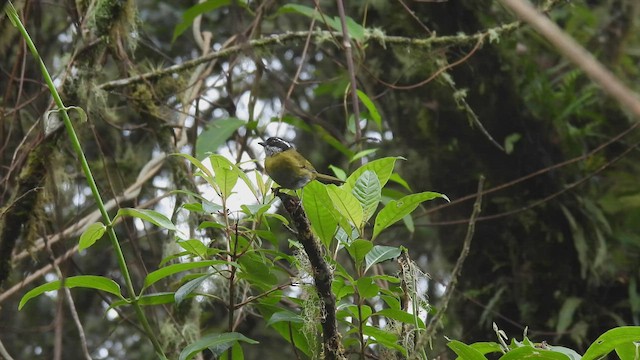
[227,222,239,359]
[335,0,362,144]
[5,3,166,358]
[426,176,484,338]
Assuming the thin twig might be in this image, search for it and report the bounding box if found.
[426,176,485,338]
[44,236,92,360]
[335,0,362,142]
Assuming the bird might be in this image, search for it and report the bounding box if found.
[259,137,344,189]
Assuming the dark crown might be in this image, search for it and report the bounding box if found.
[260,137,293,150]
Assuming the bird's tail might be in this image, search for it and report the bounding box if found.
[315,172,345,185]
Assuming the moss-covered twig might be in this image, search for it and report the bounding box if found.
[98,22,519,91]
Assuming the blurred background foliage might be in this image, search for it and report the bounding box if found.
[1,0,640,358]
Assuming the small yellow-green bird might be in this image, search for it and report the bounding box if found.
[259,137,344,189]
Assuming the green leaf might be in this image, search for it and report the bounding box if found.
[261,311,311,356]
[582,326,640,360]
[463,342,503,357]
[350,149,378,163]
[266,311,304,326]
[328,165,347,180]
[116,208,177,232]
[143,260,225,290]
[346,304,372,322]
[388,173,412,191]
[547,346,582,360]
[277,4,365,42]
[302,181,338,248]
[345,157,403,192]
[380,294,401,310]
[560,206,589,279]
[357,90,382,129]
[175,273,216,305]
[352,170,381,223]
[332,276,355,300]
[173,0,249,42]
[173,153,216,187]
[376,308,425,329]
[373,191,449,240]
[503,133,522,154]
[110,292,175,308]
[448,340,489,360]
[20,275,123,310]
[136,293,175,306]
[356,277,379,299]
[177,239,209,258]
[219,342,243,360]
[209,154,239,199]
[556,297,582,335]
[362,325,404,354]
[500,346,571,359]
[326,184,363,229]
[365,245,402,273]
[195,118,245,160]
[346,239,373,268]
[237,254,278,288]
[179,332,258,360]
[78,222,106,251]
[198,221,226,230]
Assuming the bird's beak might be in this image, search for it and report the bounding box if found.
[258,141,265,147]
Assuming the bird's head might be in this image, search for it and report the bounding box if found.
[259,137,294,157]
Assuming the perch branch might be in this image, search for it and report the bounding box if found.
[275,191,345,360]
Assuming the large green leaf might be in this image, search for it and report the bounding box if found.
[266,310,304,326]
[177,239,209,258]
[364,245,402,273]
[345,157,403,192]
[179,332,258,360]
[373,191,448,240]
[448,340,489,360]
[116,208,177,232]
[195,118,245,160]
[356,277,379,299]
[326,184,363,229]
[143,260,226,290]
[376,308,425,329]
[352,170,381,223]
[346,239,372,268]
[582,326,640,360]
[175,273,216,305]
[20,275,123,310]
[362,325,405,354]
[209,154,239,199]
[302,181,338,248]
[500,346,571,359]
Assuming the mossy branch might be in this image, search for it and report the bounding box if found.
[98,22,519,91]
[276,191,346,360]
